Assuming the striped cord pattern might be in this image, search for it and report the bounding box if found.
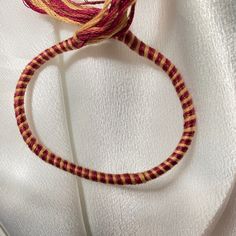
[14,31,196,185]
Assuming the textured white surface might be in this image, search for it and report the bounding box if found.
[0,2,86,236]
[0,1,236,236]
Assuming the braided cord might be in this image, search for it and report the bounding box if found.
[14,31,196,185]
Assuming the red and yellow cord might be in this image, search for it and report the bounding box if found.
[15,0,196,185]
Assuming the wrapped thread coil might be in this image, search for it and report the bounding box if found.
[15,0,197,184]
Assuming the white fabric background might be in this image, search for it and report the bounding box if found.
[0,1,236,236]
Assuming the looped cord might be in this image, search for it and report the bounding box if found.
[15,0,197,185]
[23,0,136,45]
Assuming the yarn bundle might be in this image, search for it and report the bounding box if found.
[23,0,136,45]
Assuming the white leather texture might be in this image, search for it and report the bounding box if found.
[0,1,236,236]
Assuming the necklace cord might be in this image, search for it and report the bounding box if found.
[15,0,197,185]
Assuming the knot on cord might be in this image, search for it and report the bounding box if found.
[23,0,136,46]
